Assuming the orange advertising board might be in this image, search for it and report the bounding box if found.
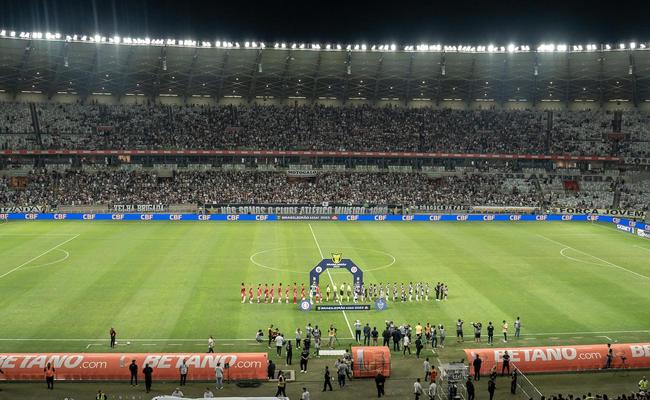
[0,353,268,381]
[465,343,650,374]
[351,346,391,378]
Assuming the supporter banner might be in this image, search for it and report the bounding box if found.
[0,206,44,213]
[411,205,470,213]
[464,343,650,374]
[0,149,620,162]
[548,208,646,219]
[351,346,391,378]
[637,229,650,239]
[206,204,390,215]
[0,353,268,381]
[287,169,317,177]
[112,204,168,212]
[624,157,650,166]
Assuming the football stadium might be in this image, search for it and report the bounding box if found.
[1,2,650,400]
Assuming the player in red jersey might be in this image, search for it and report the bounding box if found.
[300,283,306,301]
[256,284,262,303]
[248,285,254,304]
[270,283,275,303]
[278,283,283,304]
[241,283,246,303]
[293,283,298,304]
[285,285,290,304]
[264,284,269,303]
[316,284,322,303]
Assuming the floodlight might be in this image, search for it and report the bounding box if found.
[630,42,636,49]
[390,44,396,51]
[0,30,5,36]
[619,43,625,49]
[361,44,367,50]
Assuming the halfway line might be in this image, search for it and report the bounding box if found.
[308,223,355,338]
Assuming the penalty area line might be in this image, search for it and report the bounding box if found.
[536,234,650,281]
[308,223,355,339]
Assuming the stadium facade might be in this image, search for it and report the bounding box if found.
[1,33,650,110]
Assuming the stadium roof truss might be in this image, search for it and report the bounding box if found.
[1,37,650,105]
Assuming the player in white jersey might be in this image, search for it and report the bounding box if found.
[425,283,430,301]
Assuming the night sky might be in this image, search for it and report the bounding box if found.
[0,0,649,46]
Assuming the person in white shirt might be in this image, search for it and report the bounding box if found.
[428,381,437,399]
[214,362,224,390]
[414,378,423,400]
[171,387,184,397]
[207,336,215,353]
[203,387,214,398]
[275,333,285,356]
[301,387,311,400]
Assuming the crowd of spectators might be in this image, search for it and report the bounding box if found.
[1,102,650,156]
[0,170,541,207]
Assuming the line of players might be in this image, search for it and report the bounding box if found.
[241,281,450,304]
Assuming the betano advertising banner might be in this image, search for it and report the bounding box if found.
[465,343,650,374]
[0,353,268,381]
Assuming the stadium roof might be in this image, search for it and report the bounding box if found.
[2,33,650,104]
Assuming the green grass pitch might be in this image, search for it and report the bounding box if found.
[0,220,649,398]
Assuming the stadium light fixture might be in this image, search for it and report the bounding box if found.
[605,44,611,50]
[326,44,331,50]
[630,42,636,49]
[10,31,16,37]
[390,44,396,51]
[0,30,5,36]
[619,43,625,49]
[557,44,567,52]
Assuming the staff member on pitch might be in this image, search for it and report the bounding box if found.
[129,359,138,385]
[501,351,511,376]
[44,362,55,389]
[473,354,482,381]
[179,359,189,386]
[143,363,153,393]
[109,327,117,348]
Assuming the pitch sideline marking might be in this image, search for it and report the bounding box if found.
[308,223,355,338]
[0,234,80,280]
[0,329,646,343]
[537,234,650,281]
[634,245,650,253]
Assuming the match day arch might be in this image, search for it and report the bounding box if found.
[309,253,364,287]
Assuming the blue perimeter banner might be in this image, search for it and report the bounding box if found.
[0,212,648,231]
